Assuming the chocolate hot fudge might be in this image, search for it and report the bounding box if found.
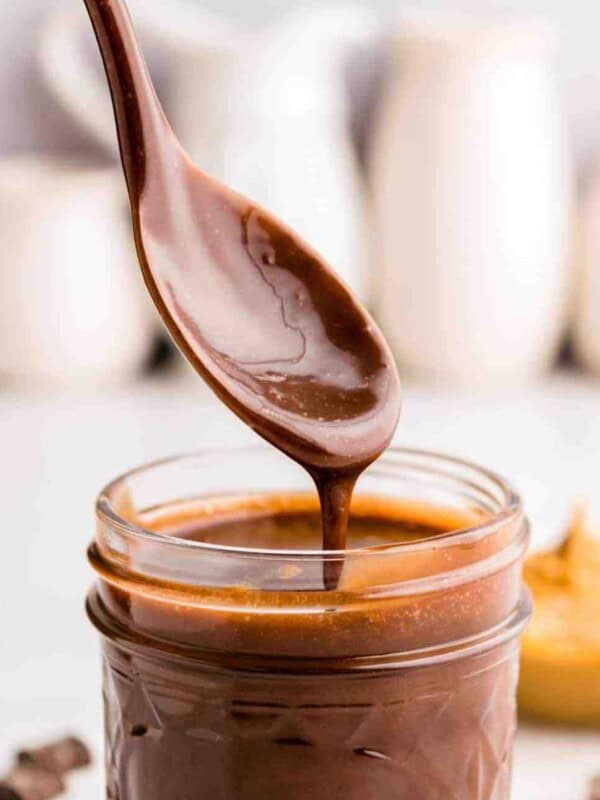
[89,483,529,800]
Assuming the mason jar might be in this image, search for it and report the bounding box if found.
[88,447,531,800]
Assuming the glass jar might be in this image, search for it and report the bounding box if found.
[88,447,530,800]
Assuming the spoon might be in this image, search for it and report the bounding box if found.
[82,0,401,581]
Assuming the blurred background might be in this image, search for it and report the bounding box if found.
[2,0,600,798]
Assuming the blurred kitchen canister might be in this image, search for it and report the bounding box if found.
[573,167,600,375]
[0,157,155,387]
[371,15,572,386]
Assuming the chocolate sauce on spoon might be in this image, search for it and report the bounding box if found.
[82,0,400,585]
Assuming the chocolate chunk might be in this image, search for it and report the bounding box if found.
[0,766,65,800]
[0,788,21,800]
[17,737,91,775]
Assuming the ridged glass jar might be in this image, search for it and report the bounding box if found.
[88,447,531,800]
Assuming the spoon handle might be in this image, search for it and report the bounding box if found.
[82,0,172,201]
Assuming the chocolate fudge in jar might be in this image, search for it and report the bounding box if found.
[88,447,530,800]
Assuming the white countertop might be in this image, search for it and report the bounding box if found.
[1,371,599,798]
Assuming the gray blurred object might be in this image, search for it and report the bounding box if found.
[0,157,155,387]
[370,12,573,387]
[39,0,374,299]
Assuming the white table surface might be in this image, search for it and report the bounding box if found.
[1,370,599,799]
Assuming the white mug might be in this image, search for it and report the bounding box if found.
[0,157,156,386]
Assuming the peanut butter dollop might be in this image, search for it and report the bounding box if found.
[519,505,600,725]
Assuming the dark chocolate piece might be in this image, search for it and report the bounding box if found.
[0,767,64,800]
[88,498,524,800]
[17,736,91,775]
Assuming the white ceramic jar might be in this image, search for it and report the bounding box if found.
[371,15,572,386]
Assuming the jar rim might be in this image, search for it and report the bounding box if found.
[96,445,523,560]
